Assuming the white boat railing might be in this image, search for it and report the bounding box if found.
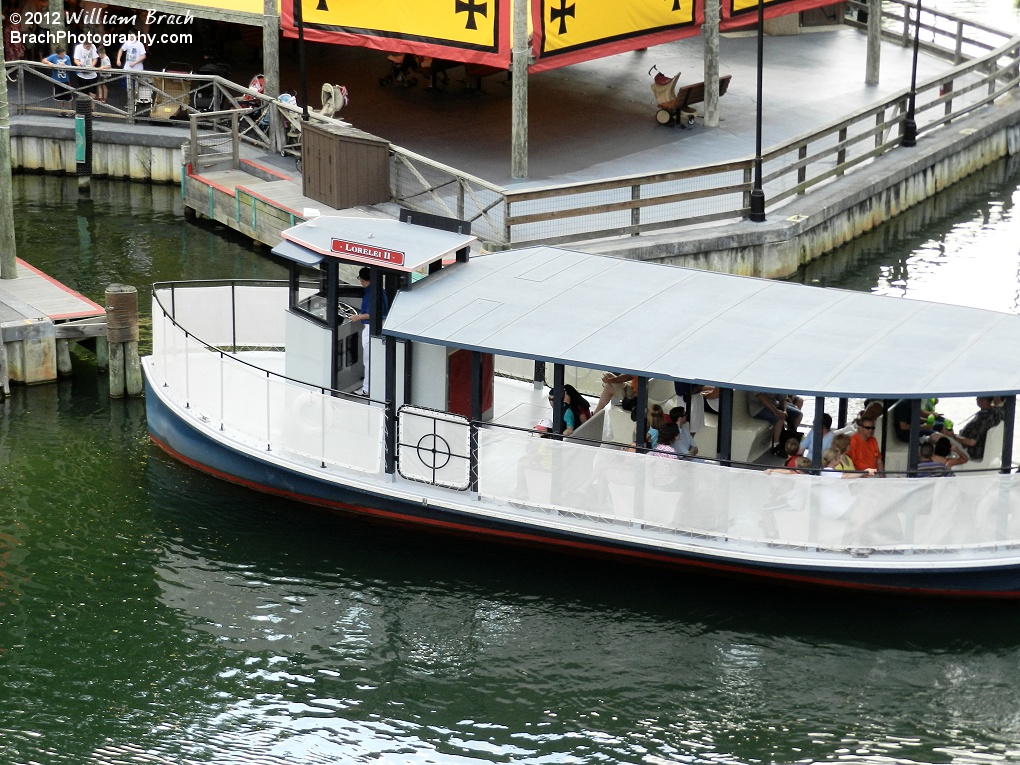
[151,282,386,478]
[477,424,1020,557]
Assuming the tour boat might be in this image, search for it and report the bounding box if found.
[143,214,1020,598]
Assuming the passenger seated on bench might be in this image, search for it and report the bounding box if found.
[548,384,591,437]
[748,392,803,457]
[953,396,1006,460]
[823,447,877,477]
[668,406,698,458]
[833,399,885,437]
[847,416,884,473]
[800,412,834,457]
[594,372,637,415]
[783,438,802,468]
[650,423,681,459]
[928,433,968,472]
[649,422,681,488]
[892,399,948,442]
[674,382,705,436]
[629,403,665,450]
[831,433,855,471]
[916,439,966,476]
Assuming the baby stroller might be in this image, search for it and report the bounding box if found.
[320,83,349,119]
[649,65,696,127]
[194,59,231,112]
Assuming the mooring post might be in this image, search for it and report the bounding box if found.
[105,284,142,397]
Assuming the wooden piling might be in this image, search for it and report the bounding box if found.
[105,284,142,397]
[56,338,73,377]
[0,340,9,398]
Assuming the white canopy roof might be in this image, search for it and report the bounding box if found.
[383,246,1020,398]
[278,216,476,273]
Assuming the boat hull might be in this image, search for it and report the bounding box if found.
[144,371,1020,599]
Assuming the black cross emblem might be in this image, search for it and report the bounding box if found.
[672,0,681,9]
[550,0,575,35]
[456,0,487,30]
[316,0,328,9]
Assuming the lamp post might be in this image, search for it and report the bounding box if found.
[901,0,922,146]
[749,0,766,222]
[294,0,310,122]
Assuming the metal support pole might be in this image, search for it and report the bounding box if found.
[636,377,648,451]
[749,0,766,222]
[469,351,482,493]
[1002,395,1016,473]
[551,364,564,434]
[908,398,921,474]
[384,336,397,476]
[295,0,310,121]
[902,0,922,146]
[533,360,545,391]
[402,339,413,405]
[718,388,733,463]
[811,396,825,468]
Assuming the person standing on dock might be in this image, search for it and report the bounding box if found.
[72,40,98,94]
[116,32,146,71]
[42,45,73,116]
[353,267,388,396]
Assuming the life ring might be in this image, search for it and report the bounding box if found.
[289,390,334,435]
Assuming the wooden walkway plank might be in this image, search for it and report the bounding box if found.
[0,259,105,322]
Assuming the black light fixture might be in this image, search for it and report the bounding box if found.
[295,0,310,121]
[749,0,766,222]
[902,0,922,146]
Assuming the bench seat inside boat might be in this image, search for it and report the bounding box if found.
[882,399,1005,473]
[691,390,772,464]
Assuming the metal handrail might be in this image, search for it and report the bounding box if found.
[3,60,350,155]
[388,8,1020,247]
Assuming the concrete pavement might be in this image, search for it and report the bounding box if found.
[290,24,953,187]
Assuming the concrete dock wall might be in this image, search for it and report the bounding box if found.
[585,96,1020,278]
[10,120,184,183]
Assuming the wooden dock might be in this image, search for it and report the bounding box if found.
[184,159,353,247]
[0,259,106,391]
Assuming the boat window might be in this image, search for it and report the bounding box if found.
[290,263,330,325]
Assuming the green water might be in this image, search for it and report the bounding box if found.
[4,163,1020,765]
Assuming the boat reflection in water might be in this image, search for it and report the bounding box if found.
[143,214,1020,598]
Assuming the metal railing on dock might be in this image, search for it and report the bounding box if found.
[387,2,1020,247]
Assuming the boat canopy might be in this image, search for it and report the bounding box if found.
[383,246,1020,398]
[276,215,476,273]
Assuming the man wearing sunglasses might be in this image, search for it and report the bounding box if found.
[847,417,884,474]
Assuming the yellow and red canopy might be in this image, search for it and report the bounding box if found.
[280,0,837,71]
